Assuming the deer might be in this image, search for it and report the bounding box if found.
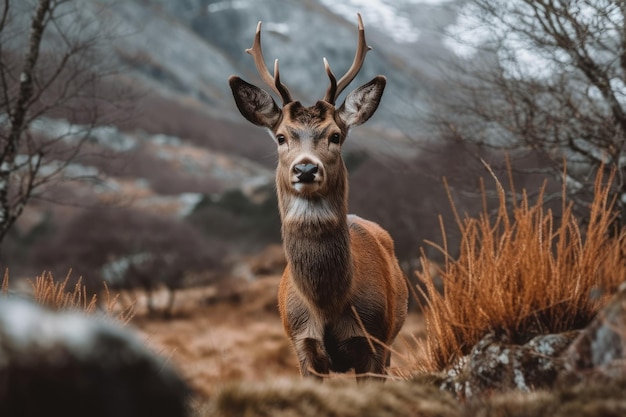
[228,14,408,380]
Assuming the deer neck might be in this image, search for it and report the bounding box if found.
[278,183,352,315]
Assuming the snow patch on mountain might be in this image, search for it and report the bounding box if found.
[318,0,455,44]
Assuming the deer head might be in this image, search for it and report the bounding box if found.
[228,14,385,207]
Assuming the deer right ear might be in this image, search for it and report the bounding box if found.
[229,76,282,128]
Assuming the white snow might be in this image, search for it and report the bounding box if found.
[0,298,96,357]
[29,117,138,152]
[318,0,453,44]
[178,192,204,217]
[442,3,560,78]
[443,2,625,80]
[207,0,250,14]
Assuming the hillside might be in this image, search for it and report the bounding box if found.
[131,274,426,397]
[2,0,468,283]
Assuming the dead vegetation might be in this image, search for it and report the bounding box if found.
[417,164,626,372]
[198,378,460,417]
[194,373,626,417]
[189,163,626,415]
[3,160,626,416]
[2,270,134,323]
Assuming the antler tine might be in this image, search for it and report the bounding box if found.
[324,13,372,104]
[323,57,337,104]
[246,21,293,105]
[273,59,293,104]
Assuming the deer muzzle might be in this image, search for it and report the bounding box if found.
[293,163,319,183]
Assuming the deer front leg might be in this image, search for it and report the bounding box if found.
[342,337,387,382]
[283,286,332,378]
[294,337,332,378]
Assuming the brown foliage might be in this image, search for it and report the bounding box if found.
[28,271,134,323]
[31,271,98,313]
[199,378,460,417]
[417,165,626,371]
[190,374,626,417]
[31,207,225,295]
[1,270,134,323]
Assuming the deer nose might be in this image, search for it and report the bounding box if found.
[293,163,318,183]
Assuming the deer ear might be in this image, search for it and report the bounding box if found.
[337,76,386,128]
[229,76,282,128]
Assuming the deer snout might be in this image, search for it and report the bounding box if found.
[293,163,319,183]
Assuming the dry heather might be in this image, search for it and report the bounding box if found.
[463,378,626,417]
[197,377,460,417]
[194,375,626,417]
[2,270,134,323]
[417,166,626,371]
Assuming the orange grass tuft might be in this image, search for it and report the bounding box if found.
[417,165,626,372]
[26,271,135,324]
[31,271,99,312]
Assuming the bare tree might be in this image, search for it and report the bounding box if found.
[0,0,127,249]
[432,0,626,223]
[30,207,227,316]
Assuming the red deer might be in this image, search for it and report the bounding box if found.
[228,14,408,380]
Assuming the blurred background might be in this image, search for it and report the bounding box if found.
[0,0,461,293]
[2,0,619,305]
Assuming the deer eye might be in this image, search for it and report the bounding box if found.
[276,134,286,145]
[329,132,341,144]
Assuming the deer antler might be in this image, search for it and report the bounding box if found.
[246,21,293,105]
[323,13,372,105]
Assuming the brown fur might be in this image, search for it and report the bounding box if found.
[276,212,408,378]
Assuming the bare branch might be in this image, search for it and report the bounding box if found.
[0,0,8,33]
[428,0,626,226]
[0,0,129,248]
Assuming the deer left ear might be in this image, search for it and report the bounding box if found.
[337,76,386,128]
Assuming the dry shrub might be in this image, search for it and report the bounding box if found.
[31,271,98,312]
[199,378,460,417]
[417,164,626,371]
[4,271,135,324]
[463,378,626,417]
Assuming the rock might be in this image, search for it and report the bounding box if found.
[464,378,626,417]
[559,282,626,384]
[441,331,578,398]
[441,282,626,399]
[0,296,190,417]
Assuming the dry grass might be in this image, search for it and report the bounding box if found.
[31,271,99,312]
[2,270,134,324]
[417,164,626,371]
[197,377,460,417]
